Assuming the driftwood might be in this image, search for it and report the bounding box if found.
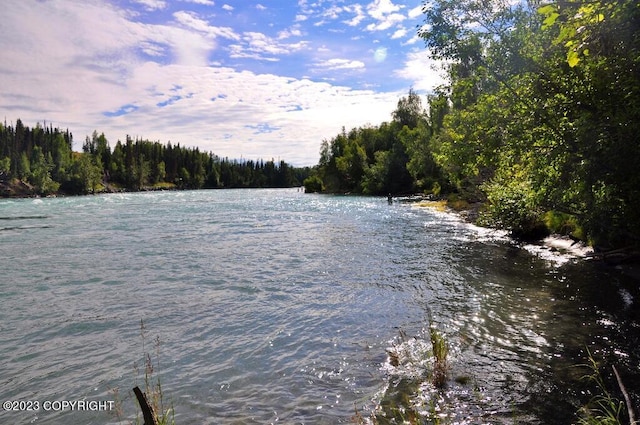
[612,366,637,425]
[586,246,640,264]
[133,386,158,425]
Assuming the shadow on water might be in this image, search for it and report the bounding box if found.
[368,239,640,424]
[0,215,49,220]
[0,215,52,232]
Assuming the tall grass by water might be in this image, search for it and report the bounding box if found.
[112,320,174,425]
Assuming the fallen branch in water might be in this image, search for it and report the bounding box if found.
[612,365,637,425]
[585,247,640,264]
[133,386,158,425]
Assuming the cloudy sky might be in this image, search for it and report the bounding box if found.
[1,0,446,166]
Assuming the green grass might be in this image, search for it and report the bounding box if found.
[136,320,174,425]
[112,320,175,425]
[150,181,177,190]
[357,327,452,424]
[576,349,626,425]
[429,327,449,389]
[543,210,586,241]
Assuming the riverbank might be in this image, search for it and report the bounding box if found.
[0,177,305,199]
[409,198,597,259]
[0,177,182,198]
[0,178,38,197]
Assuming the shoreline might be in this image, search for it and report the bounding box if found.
[411,197,640,267]
[409,198,596,262]
[0,178,303,199]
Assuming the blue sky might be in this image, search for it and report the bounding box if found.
[1,0,446,165]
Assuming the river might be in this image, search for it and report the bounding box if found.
[0,188,638,424]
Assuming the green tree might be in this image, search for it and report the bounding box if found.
[398,123,439,192]
[51,133,72,182]
[418,0,640,244]
[362,151,390,195]
[303,175,323,193]
[29,146,59,195]
[152,160,166,184]
[18,152,31,181]
[0,156,10,180]
[392,88,426,129]
[70,154,102,194]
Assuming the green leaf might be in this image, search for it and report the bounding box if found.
[542,12,560,28]
[567,49,580,67]
[537,4,556,16]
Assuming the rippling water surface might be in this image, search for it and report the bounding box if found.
[1,189,638,424]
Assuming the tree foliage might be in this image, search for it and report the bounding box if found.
[416,0,640,246]
[310,0,639,248]
[311,90,443,196]
[0,120,309,196]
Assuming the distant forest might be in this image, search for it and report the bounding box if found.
[0,119,311,196]
[304,0,640,249]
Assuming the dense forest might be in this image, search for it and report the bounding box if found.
[304,0,640,250]
[0,119,310,197]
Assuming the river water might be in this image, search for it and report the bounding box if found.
[0,188,638,424]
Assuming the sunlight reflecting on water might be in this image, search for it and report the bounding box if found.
[0,189,638,424]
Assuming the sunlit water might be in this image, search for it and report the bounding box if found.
[0,189,638,424]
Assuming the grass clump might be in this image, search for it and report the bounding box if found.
[414,200,448,211]
[112,320,175,425]
[135,320,174,425]
[360,327,452,424]
[429,327,449,389]
[543,210,586,241]
[576,350,635,425]
[446,194,470,212]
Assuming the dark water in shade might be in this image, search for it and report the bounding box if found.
[0,189,638,424]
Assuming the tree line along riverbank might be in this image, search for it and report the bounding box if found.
[303,0,640,255]
[0,119,312,198]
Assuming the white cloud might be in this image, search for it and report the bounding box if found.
[256,4,267,11]
[343,4,366,26]
[403,34,421,45]
[314,58,366,71]
[182,0,215,5]
[132,0,167,11]
[0,0,414,166]
[365,0,406,31]
[323,5,345,19]
[391,28,407,39]
[222,4,233,11]
[173,10,239,40]
[102,63,398,165]
[393,49,448,92]
[408,5,424,19]
[367,0,402,20]
[366,12,405,31]
[277,26,303,40]
[229,32,308,61]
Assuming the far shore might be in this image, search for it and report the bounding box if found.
[0,178,303,199]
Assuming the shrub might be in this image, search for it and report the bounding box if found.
[303,175,324,193]
[483,178,548,240]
